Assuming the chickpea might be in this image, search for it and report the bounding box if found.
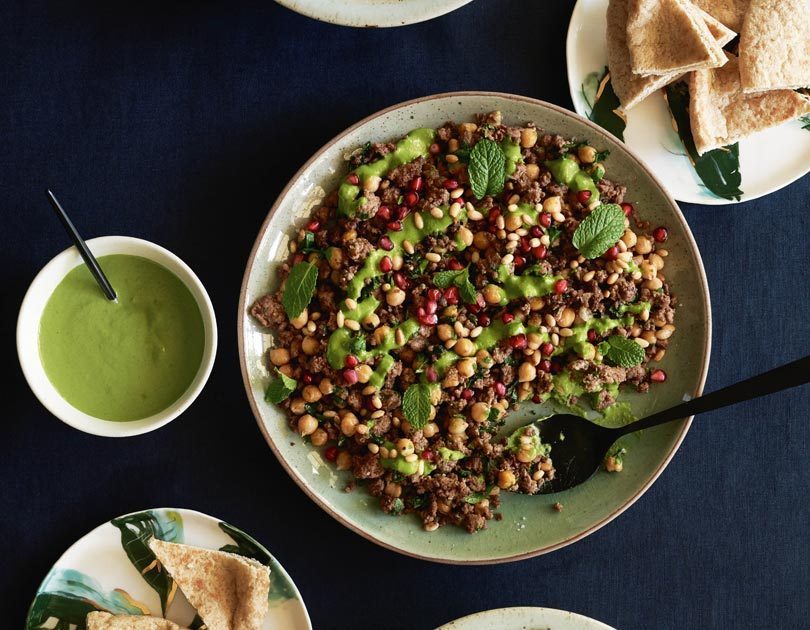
[644,277,663,291]
[557,307,576,328]
[372,325,391,346]
[310,428,328,447]
[437,324,454,341]
[362,175,381,193]
[635,235,653,255]
[336,450,352,471]
[279,364,294,378]
[448,417,469,435]
[301,336,320,356]
[473,231,490,249]
[454,338,476,357]
[384,481,402,498]
[297,414,318,436]
[525,163,540,181]
[470,402,490,422]
[476,349,494,369]
[520,127,538,148]
[396,438,415,457]
[518,361,537,383]
[577,145,597,164]
[459,121,478,135]
[621,229,637,249]
[443,371,460,388]
[422,422,439,438]
[362,313,380,330]
[640,261,657,280]
[356,364,373,384]
[290,397,306,415]
[269,348,290,366]
[650,253,665,270]
[529,296,545,311]
[318,378,334,395]
[290,308,308,330]
[498,470,516,489]
[430,387,442,405]
[542,196,562,214]
[457,358,476,378]
[386,288,406,306]
[605,456,623,473]
[578,342,596,361]
[517,449,535,463]
[504,212,522,231]
[327,247,343,270]
[457,226,474,247]
[340,412,359,436]
[302,385,322,403]
[483,284,504,305]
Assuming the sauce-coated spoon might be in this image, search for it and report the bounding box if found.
[528,355,810,494]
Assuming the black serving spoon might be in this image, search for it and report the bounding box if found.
[47,189,117,302]
[529,355,810,494]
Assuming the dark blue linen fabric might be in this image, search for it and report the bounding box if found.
[1,1,808,628]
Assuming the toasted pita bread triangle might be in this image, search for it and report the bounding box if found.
[740,0,810,93]
[627,0,726,76]
[149,539,270,630]
[86,612,187,630]
[693,5,737,47]
[689,53,810,154]
[691,0,750,31]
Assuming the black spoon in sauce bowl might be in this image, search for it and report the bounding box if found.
[46,190,117,303]
[528,355,810,494]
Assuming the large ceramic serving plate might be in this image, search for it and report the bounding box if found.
[437,607,616,630]
[26,508,311,630]
[239,92,711,564]
[275,0,472,27]
[566,0,810,205]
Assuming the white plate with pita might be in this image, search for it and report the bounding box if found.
[436,607,616,630]
[566,0,810,205]
[25,508,311,630]
[275,0,472,27]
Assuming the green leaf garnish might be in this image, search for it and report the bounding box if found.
[432,268,467,288]
[604,335,645,368]
[800,115,810,132]
[469,138,507,200]
[572,204,626,259]
[585,68,626,141]
[402,383,433,430]
[265,369,298,404]
[281,261,318,319]
[433,266,477,304]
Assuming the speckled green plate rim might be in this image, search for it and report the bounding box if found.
[237,91,712,565]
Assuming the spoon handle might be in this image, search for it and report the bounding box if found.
[617,355,810,436]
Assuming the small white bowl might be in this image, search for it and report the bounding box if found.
[17,236,217,437]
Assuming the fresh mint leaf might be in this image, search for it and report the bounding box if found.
[572,204,625,259]
[469,138,506,200]
[800,115,810,132]
[402,383,433,430]
[281,262,318,319]
[604,335,645,368]
[459,276,478,304]
[433,267,478,304]
[594,149,610,162]
[546,226,562,244]
[265,369,297,404]
[432,268,467,288]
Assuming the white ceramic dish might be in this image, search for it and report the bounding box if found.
[566,0,810,205]
[437,607,615,630]
[17,236,217,437]
[275,0,473,28]
[25,507,311,630]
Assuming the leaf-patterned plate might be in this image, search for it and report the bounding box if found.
[566,0,810,205]
[26,508,311,630]
[437,607,615,630]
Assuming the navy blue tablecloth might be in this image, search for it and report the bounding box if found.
[2,1,808,628]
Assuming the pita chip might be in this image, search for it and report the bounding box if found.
[149,539,270,630]
[693,5,737,47]
[689,53,810,154]
[740,0,810,93]
[86,612,187,630]
[627,0,726,75]
[691,0,750,31]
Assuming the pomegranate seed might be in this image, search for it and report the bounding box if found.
[514,255,525,267]
[587,330,598,343]
[345,355,358,368]
[425,300,438,315]
[443,179,459,190]
[306,220,320,232]
[302,372,313,385]
[379,256,393,273]
[501,312,515,324]
[604,246,619,260]
[476,293,486,309]
[427,288,441,302]
[653,227,668,242]
[489,208,501,221]
[519,237,532,253]
[377,206,391,221]
[421,449,435,461]
[478,314,490,327]
[533,245,547,259]
[461,388,474,400]
[577,190,591,204]
[380,236,394,251]
[429,143,441,155]
[444,286,459,304]
[396,206,410,220]
[393,272,410,291]
[416,306,427,318]
[532,394,543,404]
[554,279,568,295]
[651,369,667,383]
[409,176,423,192]
[494,382,506,397]
[324,446,338,462]
[448,259,464,270]
[387,220,402,232]
[541,342,554,356]
[621,202,633,217]
[293,253,305,264]
[426,366,438,382]
[419,313,438,326]
[346,173,359,185]
[510,334,527,350]
[530,226,543,238]
[539,360,552,372]
[468,302,480,314]
[342,368,358,385]
[404,191,419,207]
[539,213,552,228]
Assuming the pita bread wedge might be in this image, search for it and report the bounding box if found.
[689,53,810,154]
[149,539,270,630]
[691,0,750,31]
[627,0,726,75]
[86,612,187,630]
[693,5,737,47]
[740,0,810,93]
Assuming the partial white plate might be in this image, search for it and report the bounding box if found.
[26,508,311,630]
[275,0,473,27]
[437,607,616,630]
[566,0,810,205]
